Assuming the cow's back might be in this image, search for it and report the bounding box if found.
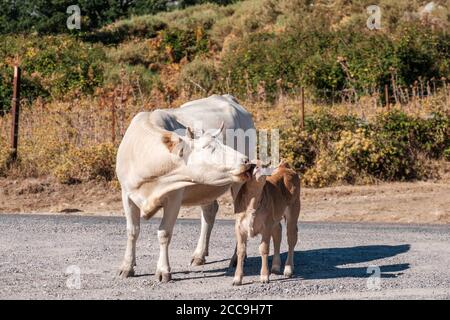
[171,94,255,133]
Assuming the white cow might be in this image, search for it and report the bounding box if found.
[116,94,255,282]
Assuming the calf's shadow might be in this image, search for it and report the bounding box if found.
[226,244,410,280]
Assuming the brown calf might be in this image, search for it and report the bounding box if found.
[231,161,301,285]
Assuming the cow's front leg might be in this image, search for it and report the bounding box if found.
[156,190,182,282]
[118,190,140,278]
[191,200,218,266]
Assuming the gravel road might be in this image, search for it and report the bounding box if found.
[0,214,449,300]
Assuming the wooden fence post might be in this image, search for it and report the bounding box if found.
[111,103,116,144]
[300,87,305,129]
[384,84,390,111]
[10,65,21,161]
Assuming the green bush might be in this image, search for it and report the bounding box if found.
[0,35,105,109]
[219,14,449,102]
[178,57,218,95]
[161,28,208,62]
[86,15,167,44]
[282,110,448,187]
[103,63,158,95]
[53,143,117,184]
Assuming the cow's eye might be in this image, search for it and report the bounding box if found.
[204,144,215,152]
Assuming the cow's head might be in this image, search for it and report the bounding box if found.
[164,123,251,184]
[186,123,252,183]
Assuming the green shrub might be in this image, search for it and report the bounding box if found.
[0,35,105,109]
[373,110,450,159]
[178,57,218,95]
[107,41,158,66]
[53,143,117,184]
[86,15,167,44]
[103,63,158,95]
[161,28,208,63]
[219,8,449,102]
[282,110,448,187]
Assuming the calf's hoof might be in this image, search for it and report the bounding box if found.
[117,267,135,279]
[271,265,281,275]
[156,271,172,282]
[260,275,269,284]
[283,266,293,278]
[232,277,243,286]
[190,257,206,266]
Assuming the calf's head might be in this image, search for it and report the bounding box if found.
[234,161,274,214]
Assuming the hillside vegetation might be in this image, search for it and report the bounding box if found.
[0,0,449,187]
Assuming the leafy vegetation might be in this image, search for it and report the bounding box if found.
[281,109,449,187]
[0,0,448,187]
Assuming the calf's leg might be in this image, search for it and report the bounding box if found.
[271,222,282,274]
[259,232,271,283]
[284,203,300,277]
[156,191,182,282]
[118,190,141,278]
[191,200,218,266]
[229,244,238,269]
[232,223,247,286]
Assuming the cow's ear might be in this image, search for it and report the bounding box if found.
[172,142,184,158]
[162,133,183,156]
[186,127,195,140]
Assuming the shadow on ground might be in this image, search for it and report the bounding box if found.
[138,244,410,282]
[179,244,410,281]
[247,244,409,280]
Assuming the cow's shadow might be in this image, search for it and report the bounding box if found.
[180,244,410,281]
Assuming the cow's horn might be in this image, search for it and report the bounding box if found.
[211,122,225,138]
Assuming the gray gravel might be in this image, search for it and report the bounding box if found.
[0,214,449,300]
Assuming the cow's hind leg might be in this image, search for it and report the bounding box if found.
[118,190,141,278]
[156,190,183,282]
[191,200,218,266]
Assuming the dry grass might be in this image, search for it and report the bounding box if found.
[0,85,448,184]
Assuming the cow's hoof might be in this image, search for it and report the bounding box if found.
[190,257,206,266]
[232,277,242,286]
[156,271,172,283]
[283,266,293,278]
[117,268,135,279]
[260,275,269,284]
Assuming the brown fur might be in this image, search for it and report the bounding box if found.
[231,164,301,285]
[161,133,180,152]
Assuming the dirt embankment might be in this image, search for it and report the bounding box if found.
[0,177,449,224]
